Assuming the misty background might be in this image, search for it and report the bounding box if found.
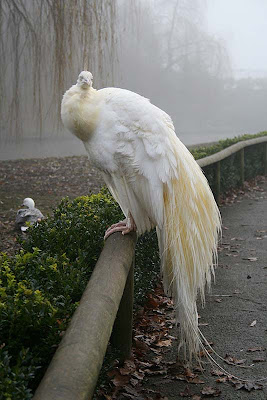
[1,0,267,160]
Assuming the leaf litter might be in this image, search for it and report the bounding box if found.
[97,283,217,399]
[96,282,266,399]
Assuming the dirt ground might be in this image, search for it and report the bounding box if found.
[0,156,103,254]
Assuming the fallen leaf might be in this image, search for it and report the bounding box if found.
[155,339,172,347]
[129,377,139,387]
[120,361,136,376]
[112,374,130,387]
[134,338,150,351]
[137,361,153,368]
[215,298,222,303]
[247,347,265,352]
[253,358,266,363]
[201,386,221,396]
[210,368,226,377]
[132,370,145,380]
[224,354,246,365]
[250,320,257,327]
[143,368,167,376]
[198,349,213,357]
[184,368,195,378]
[175,374,188,382]
[189,377,205,384]
[243,257,258,262]
[146,294,160,309]
[165,360,176,366]
[234,381,263,391]
[152,356,163,365]
[107,369,118,378]
[216,376,228,383]
[192,396,202,400]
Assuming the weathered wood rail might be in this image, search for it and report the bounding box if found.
[197,136,267,203]
[33,136,267,400]
[33,232,137,400]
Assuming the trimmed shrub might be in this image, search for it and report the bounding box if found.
[0,348,38,400]
[23,190,160,306]
[0,190,160,397]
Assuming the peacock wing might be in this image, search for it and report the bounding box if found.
[96,88,180,234]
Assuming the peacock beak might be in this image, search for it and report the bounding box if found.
[82,78,90,85]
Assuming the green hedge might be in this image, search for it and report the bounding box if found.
[190,131,267,160]
[0,191,159,398]
[0,132,266,399]
[191,131,267,194]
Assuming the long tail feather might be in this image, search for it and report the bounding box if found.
[157,137,221,361]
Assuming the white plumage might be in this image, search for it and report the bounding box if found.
[61,71,221,360]
[15,198,44,232]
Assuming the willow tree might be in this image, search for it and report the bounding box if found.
[0,0,117,140]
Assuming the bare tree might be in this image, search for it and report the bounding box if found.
[155,0,230,76]
[117,0,231,132]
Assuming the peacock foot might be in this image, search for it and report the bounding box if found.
[104,213,137,240]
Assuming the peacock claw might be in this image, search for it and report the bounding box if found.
[104,214,136,240]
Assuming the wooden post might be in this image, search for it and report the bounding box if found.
[214,161,221,204]
[33,232,137,400]
[264,142,267,175]
[239,148,245,187]
[111,257,134,361]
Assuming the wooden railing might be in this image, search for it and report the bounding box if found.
[33,232,137,400]
[33,136,267,400]
[197,136,267,203]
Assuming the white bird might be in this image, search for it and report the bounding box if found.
[15,198,44,232]
[61,71,221,360]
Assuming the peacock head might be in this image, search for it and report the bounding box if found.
[22,198,35,209]
[77,71,93,89]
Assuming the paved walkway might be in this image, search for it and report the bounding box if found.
[144,179,267,399]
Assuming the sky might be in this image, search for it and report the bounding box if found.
[206,0,267,78]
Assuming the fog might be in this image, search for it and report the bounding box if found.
[1,0,267,160]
